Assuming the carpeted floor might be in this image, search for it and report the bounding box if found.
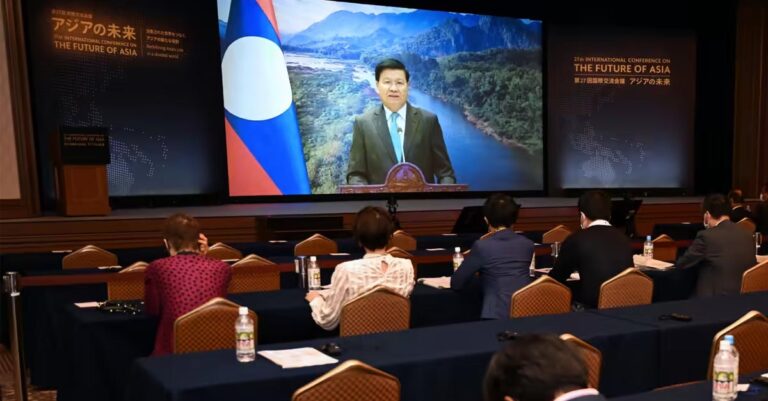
[0,346,56,401]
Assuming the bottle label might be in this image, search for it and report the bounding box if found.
[713,370,735,394]
[236,331,255,351]
[310,270,321,288]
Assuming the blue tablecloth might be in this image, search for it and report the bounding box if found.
[125,312,657,401]
[610,378,768,400]
[591,292,768,387]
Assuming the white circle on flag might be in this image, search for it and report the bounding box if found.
[221,36,293,121]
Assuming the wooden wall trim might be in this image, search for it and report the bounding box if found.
[0,0,40,218]
[0,202,703,253]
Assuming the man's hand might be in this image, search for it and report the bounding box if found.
[198,233,209,255]
[305,291,321,302]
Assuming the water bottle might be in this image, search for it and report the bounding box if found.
[307,256,321,290]
[712,339,737,401]
[452,247,464,271]
[724,335,739,390]
[643,235,654,259]
[235,306,255,362]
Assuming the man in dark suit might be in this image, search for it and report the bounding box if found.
[346,58,455,185]
[676,194,757,297]
[727,189,753,223]
[451,194,535,319]
[484,334,607,401]
[549,190,633,308]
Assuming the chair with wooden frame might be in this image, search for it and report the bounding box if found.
[339,286,410,337]
[741,260,768,294]
[62,245,118,269]
[295,233,338,257]
[206,242,243,261]
[509,275,571,318]
[597,268,653,309]
[389,230,417,251]
[707,310,768,379]
[542,225,572,244]
[292,359,400,401]
[651,234,678,262]
[107,262,147,301]
[173,297,257,354]
[560,333,602,390]
[735,217,757,234]
[227,255,280,293]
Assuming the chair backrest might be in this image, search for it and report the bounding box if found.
[736,218,757,234]
[173,297,257,354]
[107,269,146,301]
[560,333,602,390]
[62,245,118,269]
[651,234,678,262]
[292,359,400,401]
[228,257,279,293]
[708,310,768,379]
[542,225,572,244]
[598,268,653,309]
[295,233,338,257]
[741,260,768,294]
[389,230,417,251]
[206,242,243,261]
[509,275,571,318]
[340,287,410,337]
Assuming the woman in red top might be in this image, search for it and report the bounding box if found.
[144,213,231,355]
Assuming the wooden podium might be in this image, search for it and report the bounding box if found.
[52,127,111,216]
[338,162,468,193]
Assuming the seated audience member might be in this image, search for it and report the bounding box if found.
[484,334,606,401]
[727,188,753,223]
[451,194,535,319]
[549,191,633,308]
[306,206,415,330]
[754,182,768,236]
[145,213,231,355]
[676,194,757,297]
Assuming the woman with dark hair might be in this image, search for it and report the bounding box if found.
[306,206,414,330]
[144,213,231,355]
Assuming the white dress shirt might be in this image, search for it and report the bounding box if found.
[309,253,415,330]
[553,388,600,401]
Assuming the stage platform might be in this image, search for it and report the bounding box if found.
[0,197,704,253]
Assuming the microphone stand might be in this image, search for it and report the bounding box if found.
[387,195,401,229]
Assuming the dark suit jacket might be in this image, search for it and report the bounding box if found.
[450,229,535,319]
[676,220,756,297]
[346,103,455,185]
[729,205,753,224]
[549,225,634,308]
[754,201,768,235]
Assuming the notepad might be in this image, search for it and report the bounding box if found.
[268,240,287,243]
[418,276,451,289]
[258,347,338,369]
[425,248,446,251]
[330,252,350,256]
[633,255,674,270]
[96,265,122,270]
[75,302,101,308]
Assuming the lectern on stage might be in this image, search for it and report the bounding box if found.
[52,127,111,216]
[338,162,469,193]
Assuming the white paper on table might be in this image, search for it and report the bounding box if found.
[633,255,674,270]
[534,267,552,274]
[757,255,767,263]
[268,240,287,243]
[568,272,580,281]
[425,248,446,251]
[418,276,451,289]
[97,265,122,270]
[258,347,338,369]
[329,253,350,256]
[440,233,457,236]
[75,302,101,308]
[736,384,750,392]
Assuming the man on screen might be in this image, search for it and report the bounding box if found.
[346,58,456,185]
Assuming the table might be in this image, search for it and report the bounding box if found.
[124,312,658,401]
[591,292,768,387]
[611,378,768,401]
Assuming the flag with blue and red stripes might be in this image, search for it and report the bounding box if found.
[220,0,310,195]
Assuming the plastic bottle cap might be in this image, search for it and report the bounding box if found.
[238,306,248,315]
[454,247,460,253]
[647,235,652,240]
[724,334,734,345]
[310,256,317,261]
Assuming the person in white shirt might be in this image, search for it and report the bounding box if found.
[484,334,606,401]
[305,206,415,330]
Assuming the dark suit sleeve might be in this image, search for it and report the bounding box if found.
[549,236,577,284]
[675,231,706,269]
[451,243,483,290]
[429,116,456,184]
[346,117,369,185]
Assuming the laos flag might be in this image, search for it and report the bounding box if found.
[219,0,310,195]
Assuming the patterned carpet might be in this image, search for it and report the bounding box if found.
[0,346,56,401]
